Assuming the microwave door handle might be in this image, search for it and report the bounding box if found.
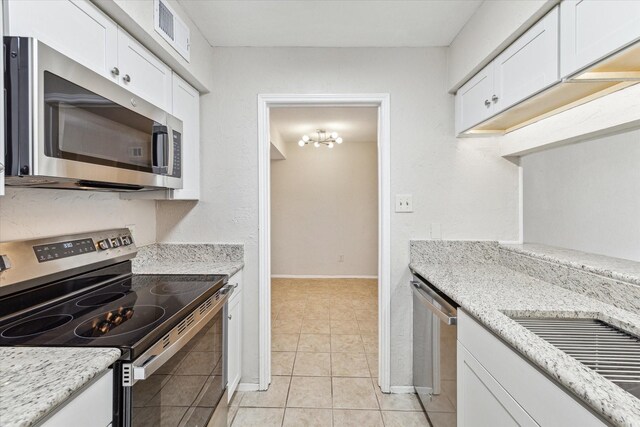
[152,126,169,173]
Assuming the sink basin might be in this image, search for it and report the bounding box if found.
[512,317,640,399]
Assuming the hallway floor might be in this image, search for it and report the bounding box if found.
[228,278,431,426]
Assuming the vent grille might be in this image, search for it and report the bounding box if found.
[514,318,640,398]
[185,313,195,328]
[162,333,171,348]
[158,0,174,40]
[177,319,187,335]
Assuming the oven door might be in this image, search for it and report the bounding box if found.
[4,37,183,190]
[121,288,231,427]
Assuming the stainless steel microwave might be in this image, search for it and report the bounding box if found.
[3,37,183,191]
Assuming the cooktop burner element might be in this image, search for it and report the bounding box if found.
[74,305,165,338]
[1,314,74,338]
[76,292,126,307]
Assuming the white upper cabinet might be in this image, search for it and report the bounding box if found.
[455,62,495,135]
[117,28,173,112]
[561,0,640,78]
[493,6,559,113]
[5,0,118,82]
[171,73,200,200]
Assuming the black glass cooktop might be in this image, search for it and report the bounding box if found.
[0,273,226,358]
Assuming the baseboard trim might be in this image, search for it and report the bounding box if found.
[271,274,378,279]
[236,383,260,392]
[389,385,416,394]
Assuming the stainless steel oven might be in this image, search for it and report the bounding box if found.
[412,273,458,426]
[3,36,183,191]
[120,286,232,427]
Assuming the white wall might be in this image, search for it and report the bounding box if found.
[447,0,555,92]
[523,129,640,261]
[271,139,377,277]
[0,188,157,245]
[155,47,520,386]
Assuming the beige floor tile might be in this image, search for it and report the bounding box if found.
[272,334,299,352]
[332,409,384,427]
[332,353,370,377]
[287,376,332,408]
[332,377,379,409]
[277,308,305,320]
[428,411,457,427]
[331,334,365,353]
[301,319,331,334]
[366,352,378,377]
[231,408,285,427]
[352,300,377,310]
[330,320,360,334]
[271,352,296,375]
[282,408,332,427]
[239,376,291,408]
[297,334,331,352]
[303,309,331,320]
[293,352,331,376]
[273,319,302,334]
[381,411,430,427]
[355,309,377,321]
[424,392,455,413]
[361,334,378,353]
[330,308,356,320]
[441,379,457,409]
[374,387,423,411]
[358,319,378,334]
[229,391,244,407]
[227,405,239,427]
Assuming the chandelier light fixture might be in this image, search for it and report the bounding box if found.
[298,129,343,148]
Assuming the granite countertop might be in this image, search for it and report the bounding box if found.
[132,260,244,277]
[409,259,640,426]
[0,347,121,427]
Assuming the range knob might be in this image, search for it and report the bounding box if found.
[97,239,111,250]
[121,235,132,246]
[110,237,122,248]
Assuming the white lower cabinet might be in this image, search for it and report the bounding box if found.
[457,310,606,427]
[42,370,113,427]
[227,270,243,401]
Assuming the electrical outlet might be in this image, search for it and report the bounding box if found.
[395,194,413,213]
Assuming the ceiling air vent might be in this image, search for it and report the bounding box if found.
[154,0,190,62]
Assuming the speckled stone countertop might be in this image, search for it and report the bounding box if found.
[132,243,244,277]
[0,347,121,427]
[409,241,640,426]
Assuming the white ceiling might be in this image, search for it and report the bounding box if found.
[270,107,378,146]
[177,1,483,47]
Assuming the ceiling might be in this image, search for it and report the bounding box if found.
[270,107,378,148]
[177,1,483,47]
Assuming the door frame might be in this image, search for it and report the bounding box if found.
[257,93,391,392]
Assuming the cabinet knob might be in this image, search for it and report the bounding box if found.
[228,315,233,320]
[484,99,491,107]
[492,95,499,103]
[111,67,120,76]
[123,74,131,83]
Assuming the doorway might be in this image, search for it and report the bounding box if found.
[257,94,391,393]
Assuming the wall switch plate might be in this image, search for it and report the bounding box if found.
[395,194,413,213]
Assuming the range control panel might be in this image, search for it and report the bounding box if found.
[33,238,96,263]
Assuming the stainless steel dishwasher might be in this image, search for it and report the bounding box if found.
[411,273,459,425]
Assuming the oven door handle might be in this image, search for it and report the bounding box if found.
[411,280,457,326]
[128,286,232,385]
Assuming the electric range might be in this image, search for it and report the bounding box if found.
[0,229,233,427]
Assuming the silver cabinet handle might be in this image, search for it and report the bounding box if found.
[111,67,120,76]
[228,314,233,320]
[492,94,499,103]
[484,99,491,107]
[123,74,131,83]
[411,280,457,325]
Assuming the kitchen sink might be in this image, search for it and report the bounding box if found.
[512,317,640,399]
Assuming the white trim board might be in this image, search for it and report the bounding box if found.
[271,275,378,279]
[236,383,260,392]
[258,93,392,393]
[389,385,419,394]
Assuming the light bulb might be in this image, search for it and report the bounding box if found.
[298,140,305,147]
[336,137,343,144]
[330,132,338,139]
[302,135,310,142]
[314,141,320,148]
[328,142,334,148]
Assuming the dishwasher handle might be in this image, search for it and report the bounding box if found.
[411,280,457,326]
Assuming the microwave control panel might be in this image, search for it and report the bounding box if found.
[171,130,182,178]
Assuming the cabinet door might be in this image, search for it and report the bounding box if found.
[458,343,538,427]
[117,28,172,111]
[5,0,118,81]
[455,62,495,134]
[561,0,640,77]
[494,6,559,113]
[227,294,242,400]
[171,73,200,200]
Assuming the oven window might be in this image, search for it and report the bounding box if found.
[43,71,160,173]
[131,309,225,426]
